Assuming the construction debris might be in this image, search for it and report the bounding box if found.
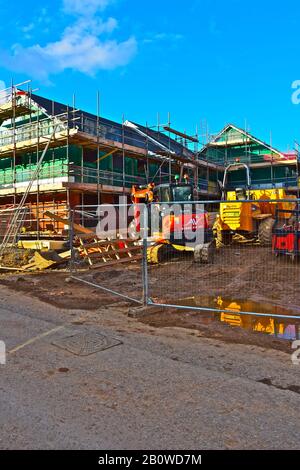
[76,235,142,269]
[0,248,34,270]
[0,229,141,272]
[21,249,71,271]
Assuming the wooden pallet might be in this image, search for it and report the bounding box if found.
[76,235,142,269]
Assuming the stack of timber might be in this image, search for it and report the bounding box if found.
[76,232,142,269]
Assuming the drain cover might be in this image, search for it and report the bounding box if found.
[52,332,122,356]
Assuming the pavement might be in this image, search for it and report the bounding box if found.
[0,283,300,450]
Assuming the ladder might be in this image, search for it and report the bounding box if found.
[0,122,61,258]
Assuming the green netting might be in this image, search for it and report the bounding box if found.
[99,155,112,171]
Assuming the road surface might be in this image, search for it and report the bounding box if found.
[0,283,300,449]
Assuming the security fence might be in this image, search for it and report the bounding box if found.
[144,198,300,336]
[69,198,300,331]
[69,204,144,305]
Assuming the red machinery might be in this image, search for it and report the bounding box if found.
[130,181,215,264]
[272,209,300,261]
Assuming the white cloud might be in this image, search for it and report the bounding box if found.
[2,0,136,81]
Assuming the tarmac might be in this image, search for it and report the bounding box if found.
[0,283,300,449]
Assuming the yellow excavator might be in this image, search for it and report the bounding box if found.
[214,162,296,246]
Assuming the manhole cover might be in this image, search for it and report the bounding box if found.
[52,332,122,356]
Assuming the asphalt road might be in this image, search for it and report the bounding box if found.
[0,284,300,449]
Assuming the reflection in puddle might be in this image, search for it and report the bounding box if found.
[176,296,300,341]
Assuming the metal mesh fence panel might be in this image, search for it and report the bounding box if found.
[70,204,144,305]
[145,199,300,340]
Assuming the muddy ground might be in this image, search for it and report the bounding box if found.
[1,245,300,354]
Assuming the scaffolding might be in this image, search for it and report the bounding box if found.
[0,80,220,253]
[200,123,299,192]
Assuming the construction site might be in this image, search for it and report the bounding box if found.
[1,81,300,451]
[0,80,300,334]
[2,0,300,452]
[0,80,300,309]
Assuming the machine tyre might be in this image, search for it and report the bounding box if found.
[258,217,275,246]
[215,229,232,248]
[194,241,215,264]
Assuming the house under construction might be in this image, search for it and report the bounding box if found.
[200,123,299,192]
[0,82,298,250]
[0,82,224,249]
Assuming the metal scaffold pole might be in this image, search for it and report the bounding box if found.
[96,91,101,206]
[122,113,125,194]
[0,120,61,257]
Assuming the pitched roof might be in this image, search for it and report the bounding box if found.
[200,123,284,159]
[31,93,194,159]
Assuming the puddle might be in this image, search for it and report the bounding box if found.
[174,296,300,341]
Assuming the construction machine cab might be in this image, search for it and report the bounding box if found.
[131,181,194,205]
[153,182,194,203]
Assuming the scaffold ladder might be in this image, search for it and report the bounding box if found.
[0,122,61,257]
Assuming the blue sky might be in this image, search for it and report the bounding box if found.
[0,0,299,150]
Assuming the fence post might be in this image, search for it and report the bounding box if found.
[142,203,149,306]
[69,207,75,274]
